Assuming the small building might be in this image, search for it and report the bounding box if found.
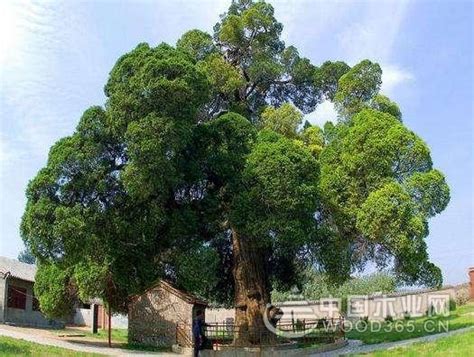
[0,256,63,327]
[128,280,207,348]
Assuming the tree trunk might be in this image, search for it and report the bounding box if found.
[232,228,272,345]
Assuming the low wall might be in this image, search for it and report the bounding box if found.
[73,308,128,329]
[348,287,455,320]
[206,300,340,325]
[207,287,456,324]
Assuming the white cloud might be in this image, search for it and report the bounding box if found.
[336,0,410,64]
[380,64,414,97]
[304,100,338,127]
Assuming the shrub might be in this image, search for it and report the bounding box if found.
[403,311,411,320]
[384,314,394,323]
[455,286,470,306]
[361,316,369,323]
[426,304,437,317]
[295,319,305,331]
[449,298,457,311]
[340,297,348,316]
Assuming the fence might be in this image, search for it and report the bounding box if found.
[202,317,344,349]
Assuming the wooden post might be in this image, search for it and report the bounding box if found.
[108,303,112,347]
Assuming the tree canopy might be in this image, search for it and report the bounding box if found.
[21,0,449,343]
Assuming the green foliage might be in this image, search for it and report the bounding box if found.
[404,311,411,320]
[313,61,350,101]
[260,103,303,138]
[384,314,394,323]
[371,94,402,120]
[318,109,449,287]
[300,124,325,156]
[34,263,75,319]
[176,29,217,61]
[449,298,457,311]
[334,60,382,118]
[212,1,328,117]
[235,130,319,244]
[171,244,220,300]
[272,271,397,302]
[73,261,108,303]
[197,54,245,97]
[21,0,450,316]
[17,247,35,264]
[104,43,209,131]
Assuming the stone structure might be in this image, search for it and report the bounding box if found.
[0,256,63,327]
[128,280,207,348]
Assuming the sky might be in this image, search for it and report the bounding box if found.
[0,0,472,285]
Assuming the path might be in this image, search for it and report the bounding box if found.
[312,326,474,356]
[0,325,180,356]
[1,324,473,356]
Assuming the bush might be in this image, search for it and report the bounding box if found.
[34,263,75,319]
[272,271,396,302]
[403,311,411,320]
[426,304,437,317]
[449,298,457,311]
[454,286,470,306]
[295,319,305,331]
[360,316,369,323]
[384,314,394,323]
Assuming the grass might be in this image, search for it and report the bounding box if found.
[67,328,128,344]
[0,336,103,357]
[57,327,170,352]
[346,302,474,344]
[355,329,474,356]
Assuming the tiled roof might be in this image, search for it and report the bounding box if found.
[0,256,37,282]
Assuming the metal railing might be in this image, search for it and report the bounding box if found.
[202,317,345,348]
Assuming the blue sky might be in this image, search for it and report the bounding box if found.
[0,0,472,285]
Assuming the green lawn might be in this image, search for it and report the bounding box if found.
[346,302,474,344]
[355,329,474,356]
[56,327,128,344]
[0,336,103,357]
[55,328,169,352]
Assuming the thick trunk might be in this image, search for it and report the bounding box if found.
[232,228,272,345]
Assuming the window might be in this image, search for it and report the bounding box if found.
[7,286,26,310]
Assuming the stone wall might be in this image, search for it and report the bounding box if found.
[128,285,194,347]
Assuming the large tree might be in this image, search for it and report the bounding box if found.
[21,0,449,345]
